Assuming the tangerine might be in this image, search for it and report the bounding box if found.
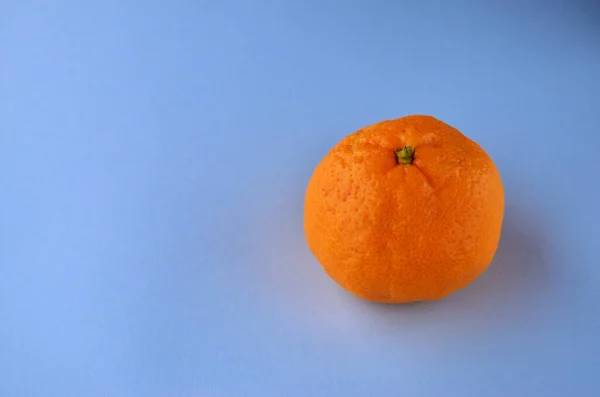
[303,115,504,303]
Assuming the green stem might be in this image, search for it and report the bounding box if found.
[395,145,414,165]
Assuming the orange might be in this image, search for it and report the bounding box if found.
[303,115,504,303]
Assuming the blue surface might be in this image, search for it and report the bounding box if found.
[2,1,600,396]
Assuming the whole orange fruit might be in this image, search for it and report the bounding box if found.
[303,115,504,303]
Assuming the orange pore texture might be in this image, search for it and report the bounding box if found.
[303,115,505,303]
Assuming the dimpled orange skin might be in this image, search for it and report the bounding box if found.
[303,115,504,303]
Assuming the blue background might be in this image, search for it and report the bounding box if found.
[2,1,600,396]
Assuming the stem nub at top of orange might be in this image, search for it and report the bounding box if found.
[303,115,504,303]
